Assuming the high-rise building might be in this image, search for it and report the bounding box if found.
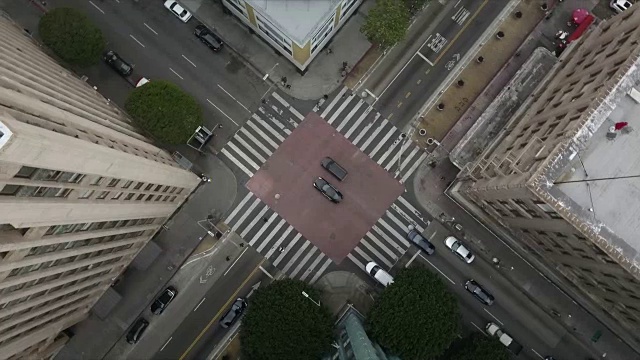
[0,14,200,359]
[222,0,363,71]
[453,5,640,337]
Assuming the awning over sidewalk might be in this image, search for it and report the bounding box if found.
[567,14,595,44]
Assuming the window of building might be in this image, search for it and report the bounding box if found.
[97,191,109,199]
[92,177,105,186]
[341,0,358,19]
[134,182,144,190]
[107,179,120,187]
[0,184,21,196]
[122,180,133,189]
[14,166,37,179]
[79,190,94,199]
[68,173,85,183]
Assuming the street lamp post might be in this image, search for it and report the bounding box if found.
[301,291,320,307]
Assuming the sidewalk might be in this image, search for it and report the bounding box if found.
[183,0,373,101]
[55,156,239,360]
[407,0,640,358]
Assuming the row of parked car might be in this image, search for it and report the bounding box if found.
[126,286,247,344]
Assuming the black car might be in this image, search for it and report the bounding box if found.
[313,177,343,203]
[407,225,435,255]
[220,297,247,328]
[465,280,494,306]
[321,157,348,181]
[151,286,177,315]
[126,318,149,344]
[194,25,224,51]
[103,50,133,76]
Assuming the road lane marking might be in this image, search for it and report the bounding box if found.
[416,79,422,84]
[433,0,489,65]
[217,84,251,113]
[89,1,105,13]
[179,260,265,360]
[169,68,183,80]
[206,99,239,126]
[405,92,411,99]
[259,266,274,279]
[182,54,197,68]
[129,34,145,48]
[470,322,485,334]
[224,247,248,276]
[420,254,455,284]
[160,337,172,351]
[396,102,403,108]
[483,308,504,325]
[416,51,434,66]
[144,23,158,35]
[194,297,206,311]
[531,348,544,359]
[405,250,421,267]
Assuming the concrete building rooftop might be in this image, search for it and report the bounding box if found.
[249,0,338,44]
[558,91,640,252]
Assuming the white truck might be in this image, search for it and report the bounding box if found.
[486,322,523,355]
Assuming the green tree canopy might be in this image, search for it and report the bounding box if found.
[361,0,410,48]
[38,7,105,67]
[124,80,203,144]
[240,279,334,360]
[366,266,460,359]
[442,333,510,360]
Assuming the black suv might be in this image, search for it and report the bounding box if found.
[126,318,149,344]
[151,286,177,315]
[465,280,494,306]
[103,50,133,76]
[220,297,247,328]
[406,225,435,255]
[313,177,343,203]
[194,25,223,51]
[321,157,347,181]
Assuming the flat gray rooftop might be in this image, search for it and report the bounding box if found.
[558,92,640,251]
[248,0,338,44]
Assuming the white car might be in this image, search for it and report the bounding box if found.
[444,236,475,263]
[164,0,192,22]
[610,0,633,13]
[365,262,394,287]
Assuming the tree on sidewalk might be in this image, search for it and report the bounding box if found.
[404,0,430,15]
[361,0,410,49]
[38,8,105,67]
[366,266,460,359]
[442,333,510,360]
[240,279,334,360]
[124,80,203,144]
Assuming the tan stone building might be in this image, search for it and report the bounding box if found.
[453,5,640,337]
[0,14,200,359]
[222,0,362,71]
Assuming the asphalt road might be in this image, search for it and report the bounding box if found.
[152,248,266,360]
[363,0,503,129]
[22,0,269,145]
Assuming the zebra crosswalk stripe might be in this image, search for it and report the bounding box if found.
[225,192,253,224]
[272,92,304,120]
[321,86,348,118]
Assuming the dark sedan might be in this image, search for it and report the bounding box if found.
[407,224,435,255]
[194,25,224,51]
[151,286,177,315]
[465,280,495,306]
[220,297,247,328]
[103,50,133,77]
[313,177,343,203]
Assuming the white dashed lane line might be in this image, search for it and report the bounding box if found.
[88,1,105,14]
[182,55,197,68]
[129,34,145,48]
[169,68,183,80]
[144,23,158,35]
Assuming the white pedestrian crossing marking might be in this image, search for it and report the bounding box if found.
[220,90,432,283]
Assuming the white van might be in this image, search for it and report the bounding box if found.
[366,262,394,286]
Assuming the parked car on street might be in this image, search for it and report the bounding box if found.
[365,261,394,287]
[407,224,435,255]
[313,177,343,203]
[610,0,633,13]
[126,318,149,344]
[486,322,523,355]
[103,50,132,77]
[321,157,348,181]
[220,297,247,328]
[151,286,177,315]
[194,25,224,51]
[444,236,475,263]
[464,280,494,305]
[164,0,192,22]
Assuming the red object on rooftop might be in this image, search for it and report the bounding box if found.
[615,122,629,131]
[566,14,594,44]
[572,8,590,24]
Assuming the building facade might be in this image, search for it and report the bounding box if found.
[453,5,640,338]
[223,0,362,71]
[0,13,200,359]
